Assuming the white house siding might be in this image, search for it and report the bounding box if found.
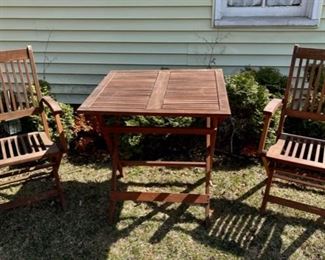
[0,0,324,103]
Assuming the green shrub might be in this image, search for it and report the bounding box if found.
[22,80,75,144]
[243,67,287,97]
[284,118,325,139]
[70,114,107,160]
[115,116,198,160]
[242,66,325,146]
[219,71,274,155]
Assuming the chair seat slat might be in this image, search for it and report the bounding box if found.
[0,132,59,168]
[13,137,20,156]
[268,134,325,172]
[0,139,7,159]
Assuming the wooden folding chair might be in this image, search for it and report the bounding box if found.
[258,45,325,217]
[0,46,66,210]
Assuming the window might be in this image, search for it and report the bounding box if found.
[215,0,323,27]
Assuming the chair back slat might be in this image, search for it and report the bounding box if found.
[10,61,23,109]
[283,45,325,121]
[16,60,30,108]
[0,65,12,112]
[0,46,40,119]
[4,62,18,111]
[289,58,303,110]
[23,59,38,107]
[296,58,309,111]
[303,59,317,111]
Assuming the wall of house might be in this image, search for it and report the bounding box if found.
[0,0,325,104]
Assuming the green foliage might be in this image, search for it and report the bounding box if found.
[284,118,325,139]
[220,71,272,154]
[70,114,107,159]
[39,79,51,96]
[238,66,325,151]
[24,80,75,143]
[115,116,197,160]
[56,103,75,142]
[122,116,193,128]
[243,67,287,97]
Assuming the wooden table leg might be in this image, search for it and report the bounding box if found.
[97,115,124,178]
[105,130,124,178]
[205,117,218,226]
[108,132,119,223]
[96,115,123,223]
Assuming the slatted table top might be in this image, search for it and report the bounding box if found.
[78,69,231,117]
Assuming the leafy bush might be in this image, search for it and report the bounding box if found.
[284,118,325,139]
[71,114,107,158]
[70,114,200,160]
[243,67,287,97]
[117,116,198,160]
[219,71,273,155]
[22,80,75,144]
[241,66,325,147]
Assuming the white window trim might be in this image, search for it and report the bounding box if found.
[214,0,323,27]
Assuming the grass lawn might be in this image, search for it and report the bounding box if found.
[0,156,324,259]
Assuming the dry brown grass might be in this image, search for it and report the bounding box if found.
[0,156,324,259]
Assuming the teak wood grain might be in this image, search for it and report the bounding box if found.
[78,69,230,117]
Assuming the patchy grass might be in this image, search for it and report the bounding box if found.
[0,156,324,259]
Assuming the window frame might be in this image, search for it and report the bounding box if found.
[214,0,323,27]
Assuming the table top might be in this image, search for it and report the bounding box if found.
[78,69,231,117]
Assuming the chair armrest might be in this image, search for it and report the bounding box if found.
[41,96,67,153]
[258,99,283,156]
[41,96,62,114]
[263,98,283,116]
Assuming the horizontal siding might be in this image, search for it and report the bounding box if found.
[0,1,212,7]
[2,19,325,31]
[3,31,325,43]
[3,42,325,55]
[0,0,325,104]
[0,7,211,19]
[0,20,213,31]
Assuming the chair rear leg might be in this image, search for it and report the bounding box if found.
[52,154,66,209]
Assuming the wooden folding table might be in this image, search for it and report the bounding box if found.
[78,69,231,224]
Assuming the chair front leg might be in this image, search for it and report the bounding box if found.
[53,113,68,153]
[261,161,275,213]
[52,153,66,209]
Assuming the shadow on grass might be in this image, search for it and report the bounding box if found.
[144,179,324,258]
[0,176,323,259]
[179,199,324,259]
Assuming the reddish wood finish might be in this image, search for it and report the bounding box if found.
[259,45,325,217]
[0,46,66,211]
[78,69,231,224]
[0,132,59,167]
[78,69,230,117]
